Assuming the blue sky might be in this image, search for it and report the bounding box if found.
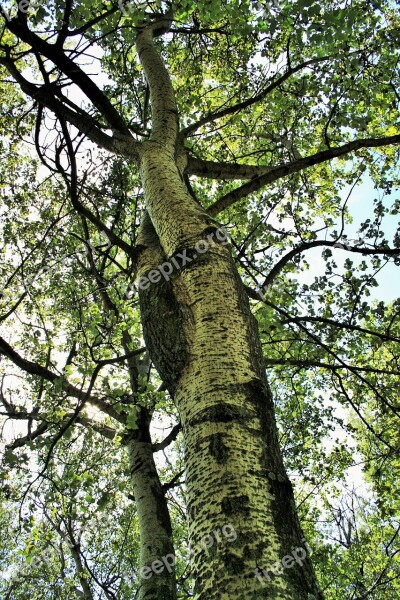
[296,173,400,304]
[343,174,400,303]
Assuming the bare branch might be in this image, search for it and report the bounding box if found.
[0,55,126,156]
[152,422,181,452]
[280,315,400,344]
[162,468,185,491]
[6,13,131,135]
[1,408,117,449]
[264,357,400,376]
[0,292,27,322]
[5,421,49,450]
[186,155,272,180]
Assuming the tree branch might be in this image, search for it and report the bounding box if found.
[0,55,133,157]
[162,468,185,492]
[264,357,400,376]
[0,292,27,322]
[280,315,400,344]
[152,422,181,452]
[260,239,400,290]
[6,13,131,136]
[207,134,400,216]
[186,155,272,180]
[56,0,74,47]
[245,286,400,444]
[1,409,117,448]
[0,335,125,423]
[181,54,331,138]
[61,3,120,39]
[135,9,177,147]
[5,421,49,449]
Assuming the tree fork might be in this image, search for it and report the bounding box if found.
[134,13,323,599]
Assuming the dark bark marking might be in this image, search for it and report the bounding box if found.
[221,495,250,516]
[208,432,229,464]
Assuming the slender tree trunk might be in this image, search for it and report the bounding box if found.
[85,238,177,599]
[127,408,176,600]
[68,536,95,600]
[134,15,323,600]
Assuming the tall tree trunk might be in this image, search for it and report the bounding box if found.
[138,153,322,599]
[135,15,323,600]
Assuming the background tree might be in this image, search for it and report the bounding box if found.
[0,1,399,599]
